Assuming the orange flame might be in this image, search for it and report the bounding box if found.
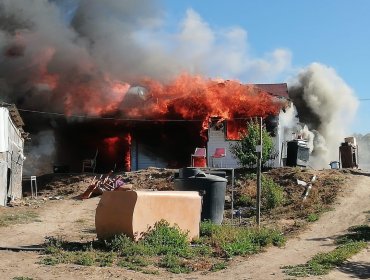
[124,133,132,172]
[104,137,120,155]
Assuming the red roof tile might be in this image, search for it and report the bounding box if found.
[253,83,289,98]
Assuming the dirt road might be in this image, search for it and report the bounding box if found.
[0,175,369,280]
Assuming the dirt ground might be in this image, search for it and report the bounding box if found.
[0,168,369,279]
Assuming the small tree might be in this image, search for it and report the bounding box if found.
[230,120,274,167]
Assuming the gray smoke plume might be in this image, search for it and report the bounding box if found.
[0,0,293,174]
[22,130,56,175]
[0,0,292,112]
[1,1,358,173]
[288,63,359,168]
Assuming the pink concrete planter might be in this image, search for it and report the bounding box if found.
[95,190,202,240]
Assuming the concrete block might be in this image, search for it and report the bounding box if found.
[95,190,201,240]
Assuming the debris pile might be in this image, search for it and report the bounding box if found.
[80,171,132,200]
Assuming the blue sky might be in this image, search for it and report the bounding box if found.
[162,0,370,134]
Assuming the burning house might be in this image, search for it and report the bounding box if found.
[129,82,289,170]
[0,103,27,206]
[0,0,361,176]
[20,76,290,174]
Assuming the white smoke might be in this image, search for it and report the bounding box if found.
[23,130,56,175]
[288,63,359,168]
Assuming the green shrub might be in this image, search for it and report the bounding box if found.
[200,221,285,257]
[261,175,284,209]
[143,220,190,256]
[200,220,220,237]
[221,237,259,257]
[235,174,284,210]
[235,194,253,207]
[73,252,95,266]
[230,120,275,167]
[96,252,115,267]
[40,256,60,266]
[105,235,151,256]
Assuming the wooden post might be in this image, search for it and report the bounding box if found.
[256,117,262,227]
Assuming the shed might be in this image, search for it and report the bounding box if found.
[0,103,27,206]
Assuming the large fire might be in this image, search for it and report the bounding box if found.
[10,44,284,172]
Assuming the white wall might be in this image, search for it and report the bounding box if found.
[0,107,25,204]
[207,120,282,168]
[0,108,9,153]
[206,128,239,168]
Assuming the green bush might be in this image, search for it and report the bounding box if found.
[143,220,190,256]
[235,174,284,210]
[104,235,151,256]
[200,220,220,237]
[261,175,284,210]
[235,194,253,207]
[73,252,95,266]
[230,120,275,167]
[200,221,285,258]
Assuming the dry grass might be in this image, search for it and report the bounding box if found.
[0,210,40,227]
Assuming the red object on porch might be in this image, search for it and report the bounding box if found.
[211,147,226,167]
[191,148,207,167]
[193,157,207,167]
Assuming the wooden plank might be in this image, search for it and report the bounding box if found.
[0,246,44,252]
[8,105,25,127]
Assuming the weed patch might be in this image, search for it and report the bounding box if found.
[0,211,40,227]
[42,220,284,274]
[159,254,192,274]
[211,261,228,271]
[307,213,319,222]
[200,220,285,257]
[283,225,369,277]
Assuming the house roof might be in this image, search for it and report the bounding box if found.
[253,83,289,99]
[0,102,25,129]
